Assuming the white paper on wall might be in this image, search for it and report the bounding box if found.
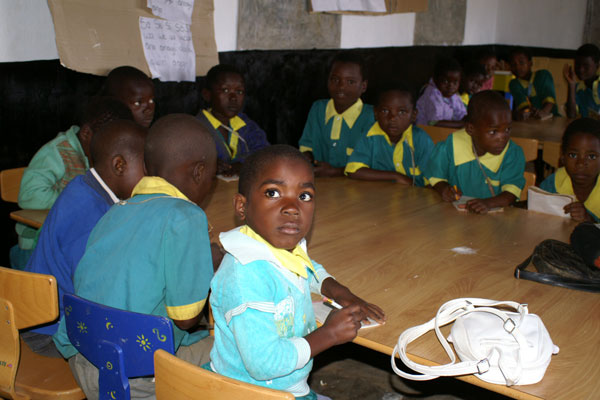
[147,0,194,24]
[139,16,196,82]
[311,0,386,13]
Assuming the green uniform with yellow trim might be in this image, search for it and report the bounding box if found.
[574,76,600,118]
[345,122,433,187]
[299,99,374,168]
[509,69,558,115]
[540,167,600,221]
[53,176,213,358]
[425,130,526,199]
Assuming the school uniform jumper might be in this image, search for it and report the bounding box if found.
[540,167,600,221]
[416,79,467,126]
[345,123,434,187]
[425,130,525,199]
[210,226,334,399]
[299,98,375,168]
[508,69,558,115]
[574,76,600,118]
[196,109,270,163]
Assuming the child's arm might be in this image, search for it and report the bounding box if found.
[18,148,68,209]
[564,202,594,222]
[433,181,462,202]
[563,64,578,118]
[465,192,516,214]
[314,161,344,177]
[320,277,386,324]
[535,70,557,118]
[347,167,413,184]
[304,304,362,357]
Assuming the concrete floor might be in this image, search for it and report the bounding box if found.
[309,343,510,400]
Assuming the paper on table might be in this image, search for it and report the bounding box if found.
[217,174,239,182]
[148,0,194,24]
[528,186,574,218]
[453,196,503,213]
[311,0,386,13]
[313,301,381,329]
[139,16,196,82]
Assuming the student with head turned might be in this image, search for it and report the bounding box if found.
[540,118,600,221]
[22,119,146,358]
[478,49,498,91]
[299,51,374,177]
[426,91,525,214]
[508,47,558,121]
[209,145,385,399]
[53,114,217,399]
[101,66,156,127]
[416,57,466,129]
[564,43,600,119]
[345,85,434,186]
[196,64,269,176]
[13,97,133,270]
[459,61,486,106]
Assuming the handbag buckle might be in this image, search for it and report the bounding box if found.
[504,318,516,333]
[477,358,490,374]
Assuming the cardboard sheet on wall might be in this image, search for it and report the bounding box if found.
[47,0,218,77]
[309,0,427,15]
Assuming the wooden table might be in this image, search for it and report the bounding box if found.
[204,178,599,400]
[512,117,572,144]
[10,209,48,229]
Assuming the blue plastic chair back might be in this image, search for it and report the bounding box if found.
[504,91,514,110]
[63,293,175,400]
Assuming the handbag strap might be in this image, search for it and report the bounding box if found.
[392,298,528,384]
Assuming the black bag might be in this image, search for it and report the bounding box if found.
[515,222,600,292]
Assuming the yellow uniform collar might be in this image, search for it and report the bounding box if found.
[131,176,190,201]
[452,129,509,173]
[325,98,363,140]
[240,225,316,279]
[366,122,417,176]
[555,167,600,217]
[202,109,247,159]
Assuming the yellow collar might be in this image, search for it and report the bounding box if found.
[240,225,316,279]
[555,168,600,216]
[452,129,508,173]
[576,76,600,104]
[131,176,190,201]
[202,109,247,132]
[325,98,363,129]
[367,122,413,148]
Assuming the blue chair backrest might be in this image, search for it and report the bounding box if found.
[63,293,175,400]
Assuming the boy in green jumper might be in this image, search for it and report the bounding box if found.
[564,44,600,119]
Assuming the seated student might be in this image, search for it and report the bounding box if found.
[478,49,498,91]
[564,43,600,119]
[209,145,386,399]
[508,47,558,120]
[22,119,146,359]
[53,114,217,399]
[459,61,486,106]
[13,97,133,269]
[426,90,525,214]
[299,52,375,177]
[540,118,600,221]
[345,86,433,186]
[416,57,466,129]
[100,66,156,127]
[196,64,269,176]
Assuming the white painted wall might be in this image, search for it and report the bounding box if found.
[340,13,415,48]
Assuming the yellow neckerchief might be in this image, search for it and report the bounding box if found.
[202,109,247,159]
[517,71,537,103]
[452,129,509,173]
[555,167,600,217]
[131,176,190,201]
[576,76,600,105]
[325,98,363,140]
[367,122,417,176]
[239,225,316,279]
[460,92,470,106]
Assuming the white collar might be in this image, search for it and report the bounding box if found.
[90,168,120,204]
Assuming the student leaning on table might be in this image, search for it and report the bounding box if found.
[425,90,525,214]
[564,43,600,119]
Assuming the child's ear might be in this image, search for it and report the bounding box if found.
[411,108,418,124]
[112,155,126,176]
[201,88,211,104]
[233,193,247,220]
[360,79,368,95]
[465,121,475,137]
[192,161,206,184]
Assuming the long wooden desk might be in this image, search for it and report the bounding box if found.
[512,117,572,144]
[9,209,48,229]
[204,178,598,400]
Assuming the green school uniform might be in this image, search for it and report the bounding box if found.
[539,167,600,221]
[575,76,600,118]
[345,122,433,187]
[509,69,558,115]
[425,130,525,199]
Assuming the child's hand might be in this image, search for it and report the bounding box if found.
[322,305,362,345]
[465,198,491,214]
[564,202,593,222]
[563,64,577,85]
[335,293,386,325]
[435,182,461,202]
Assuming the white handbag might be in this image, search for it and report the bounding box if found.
[391,298,559,386]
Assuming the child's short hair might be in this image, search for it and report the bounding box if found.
[509,47,532,61]
[205,64,243,90]
[90,120,145,166]
[466,90,510,123]
[80,96,134,132]
[463,61,487,79]
[101,66,152,95]
[239,145,312,197]
[562,118,600,150]
[376,84,416,107]
[329,51,367,80]
[576,43,600,64]
[433,57,462,80]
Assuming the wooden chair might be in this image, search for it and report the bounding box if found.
[0,267,84,400]
[63,293,175,400]
[512,137,539,162]
[521,171,537,201]
[154,349,294,400]
[417,125,455,144]
[543,141,562,169]
[0,167,25,203]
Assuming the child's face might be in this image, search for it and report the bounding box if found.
[466,108,512,156]
[328,61,367,112]
[563,132,600,187]
[434,71,461,98]
[237,158,315,251]
[206,72,245,121]
[510,53,532,80]
[116,81,155,128]
[463,74,485,95]
[375,91,416,142]
[481,56,497,78]
[574,56,599,81]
